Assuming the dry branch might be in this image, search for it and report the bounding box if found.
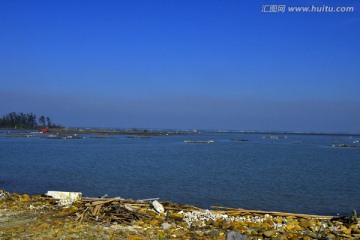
[211,206,334,219]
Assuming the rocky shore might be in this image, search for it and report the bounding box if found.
[1,190,359,239]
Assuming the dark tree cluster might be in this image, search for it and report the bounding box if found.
[0,112,62,129]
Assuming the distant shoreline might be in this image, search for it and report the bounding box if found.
[1,127,359,137]
[0,127,195,136]
[208,130,360,137]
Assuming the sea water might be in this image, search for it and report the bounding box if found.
[0,131,359,215]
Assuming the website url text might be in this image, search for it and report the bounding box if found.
[261,5,355,13]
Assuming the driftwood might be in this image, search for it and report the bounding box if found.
[211,206,334,219]
[82,197,125,202]
[76,197,203,225]
[77,199,151,224]
[331,210,358,224]
[80,196,340,223]
[83,196,340,226]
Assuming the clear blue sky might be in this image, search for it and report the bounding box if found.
[1,0,359,132]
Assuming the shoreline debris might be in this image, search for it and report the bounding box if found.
[151,200,165,214]
[46,191,82,205]
[1,190,360,239]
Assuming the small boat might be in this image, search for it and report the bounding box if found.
[184,140,214,144]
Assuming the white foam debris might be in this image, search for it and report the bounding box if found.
[180,209,277,227]
[181,210,228,227]
[46,191,82,205]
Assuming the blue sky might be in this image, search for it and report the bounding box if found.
[1,0,359,132]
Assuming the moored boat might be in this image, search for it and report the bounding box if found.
[184,140,214,144]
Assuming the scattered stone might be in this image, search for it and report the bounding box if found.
[168,212,184,220]
[0,190,11,200]
[226,230,249,240]
[161,222,172,230]
[222,220,231,230]
[21,194,31,202]
[263,230,276,237]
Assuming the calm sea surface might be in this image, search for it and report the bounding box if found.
[1,131,359,215]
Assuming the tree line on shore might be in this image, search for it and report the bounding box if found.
[0,112,62,129]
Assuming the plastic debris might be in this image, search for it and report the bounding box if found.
[46,191,82,205]
[151,200,165,213]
